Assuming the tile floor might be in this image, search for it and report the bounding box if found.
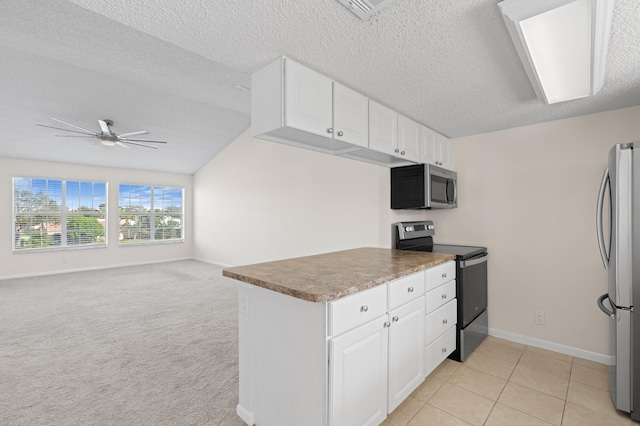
[383,336,634,426]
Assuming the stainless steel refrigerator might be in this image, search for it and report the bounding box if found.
[596,142,639,421]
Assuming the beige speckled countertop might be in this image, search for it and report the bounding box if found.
[222,247,455,303]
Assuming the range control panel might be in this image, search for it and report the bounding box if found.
[395,221,435,241]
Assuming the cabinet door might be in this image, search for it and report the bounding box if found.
[329,316,388,426]
[388,297,426,412]
[425,299,457,344]
[398,114,421,163]
[425,261,456,292]
[436,133,451,168]
[420,125,437,165]
[333,83,368,148]
[284,59,333,138]
[368,100,398,156]
[426,326,456,377]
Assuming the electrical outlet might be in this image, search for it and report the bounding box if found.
[535,310,545,326]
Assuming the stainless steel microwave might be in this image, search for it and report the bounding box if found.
[390,164,457,209]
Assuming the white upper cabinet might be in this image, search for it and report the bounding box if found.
[421,125,451,169]
[252,56,451,167]
[333,83,369,148]
[252,57,368,154]
[369,100,398,156]
[436,132,452,169]
[369,101,421,164]
[420,125,437,165]
[284,59,333,137]
[398,114,421,163]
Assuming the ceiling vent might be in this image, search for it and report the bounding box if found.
[337,0,397,20]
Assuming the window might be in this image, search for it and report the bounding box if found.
[13,177,107,251]
[118,184,183,244]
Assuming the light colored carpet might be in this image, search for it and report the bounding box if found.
[0,260,244,426]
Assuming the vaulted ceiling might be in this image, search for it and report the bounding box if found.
[1,0,638,174]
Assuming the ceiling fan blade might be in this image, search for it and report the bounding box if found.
[54,135,96,138]
[120,140,159,149]
[116,141,131,149]
[51,118,96,134]
[117,130,149,138]
[36,124,96,136]
[98,120,111,134]
[119,138,167,144]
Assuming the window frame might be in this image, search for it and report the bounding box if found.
[118,183,184,246]
[12,177,108,253]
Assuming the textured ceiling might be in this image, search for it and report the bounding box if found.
[1,0,638,173]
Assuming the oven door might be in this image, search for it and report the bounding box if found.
[459,252,488,327]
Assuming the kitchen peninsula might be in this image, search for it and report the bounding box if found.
[223,247,456,426]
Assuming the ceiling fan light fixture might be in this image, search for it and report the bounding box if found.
[36,118,168,150]
[498,0,614,104]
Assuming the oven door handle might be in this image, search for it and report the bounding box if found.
[460,252,488,268]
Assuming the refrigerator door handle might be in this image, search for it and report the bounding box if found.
[596,168,611,269]
[597,293,615,318]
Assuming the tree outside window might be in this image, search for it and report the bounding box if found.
[118,184,183,244]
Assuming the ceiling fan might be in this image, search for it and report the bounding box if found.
[36,118,168,149]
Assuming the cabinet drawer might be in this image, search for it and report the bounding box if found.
[425,299,457,344]
[425,326,456,377]
[425,280,456,315]
[329,285,387,337]
[388,272,425,309]
[425,261,456,292]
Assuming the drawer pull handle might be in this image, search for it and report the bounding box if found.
[383,321,391,328]
[442,273,447,278]
[392,316,399,322]
[361,305,369,313]
[407,287,414,293]
[441,294,447,299]
[442,319,448,325]
[442,347,447,353]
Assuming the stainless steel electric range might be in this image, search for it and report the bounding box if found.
[394,221,488,362]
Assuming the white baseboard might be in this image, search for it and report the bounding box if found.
[489,327,613,366]
[192,257,234,268]
[0,257,194,280]
[236,404,255,425]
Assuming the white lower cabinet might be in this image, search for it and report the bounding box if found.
[329,273,427,425]
[425,299,457,344]
[426,326,457,376]
[236,262,457,426]
[387,297,425,412]
[329,316,389,426]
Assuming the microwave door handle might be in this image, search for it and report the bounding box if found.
[596,168,610,269]
[445,179,457,204]
[444,180,449,203]
[452,179,457,204]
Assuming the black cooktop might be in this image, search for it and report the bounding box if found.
[431,244,486,259]
[402,242,486,259]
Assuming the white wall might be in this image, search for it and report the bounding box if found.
[0,157,193,278]
[428,105,640,356]
[195,106,640,358]
[193,129,428,266]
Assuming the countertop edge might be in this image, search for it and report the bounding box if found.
[222,251,455,303]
